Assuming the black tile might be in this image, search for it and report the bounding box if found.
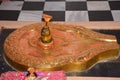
[109,1,120,10]
[88,11,113,21]
[43,11,65,21]
[46,0,65,1]
[22,2,44,10]
[0,1,2,4]
[0,10,20,20]
[66,2,87,11]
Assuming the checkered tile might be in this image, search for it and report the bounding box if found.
[44,2,65,11]
[0,1,23,10]
[18,10,43,21]
[66,2,87,11]
[87,1,110,11]
[0,1,2,4]
[22,2,44,10]
[44,11,65,21]
[0,10,20,20]
[0,0,120,21]
[66,11,89,21]
[89,11,113,21]
[112,10,120,21]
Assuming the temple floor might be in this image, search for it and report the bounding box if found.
[0,0,120,21]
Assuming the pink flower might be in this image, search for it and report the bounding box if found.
[0,71,26,80]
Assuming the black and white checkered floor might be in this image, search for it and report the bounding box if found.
[0,0,120,21]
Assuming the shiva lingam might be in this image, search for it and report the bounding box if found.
[4,14,119,72]
[40,14,53,50]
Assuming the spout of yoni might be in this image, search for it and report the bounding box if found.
[40,14,53,50]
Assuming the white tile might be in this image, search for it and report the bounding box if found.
[25,0,45,2]
[0,1,23,10]
[18,11,43,21]
[112,10,120,21]
[66,0,86,1]
[44,2,65,11]
[65,11,89,22]
[87,1,110,11]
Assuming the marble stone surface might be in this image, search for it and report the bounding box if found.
[18,11,43,21]
[87,1,110,11]
[0,1,23,10]
[111,10,120,21]
[66,11,89,21]
[44,2,65,11]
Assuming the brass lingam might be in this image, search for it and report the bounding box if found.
[4,14,119,72]
[40,14,53,50]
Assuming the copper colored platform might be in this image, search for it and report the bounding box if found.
[4,23,119,72]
